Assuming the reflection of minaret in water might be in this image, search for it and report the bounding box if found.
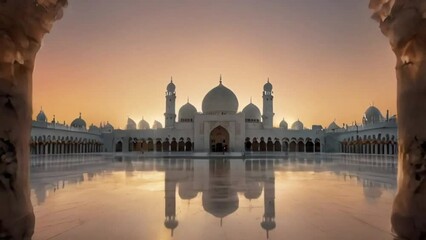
[261,175,276,239]
[164,171,178,237]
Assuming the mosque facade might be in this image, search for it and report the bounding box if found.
[30,78,398,155]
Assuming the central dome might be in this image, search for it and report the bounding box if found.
[202,81,239,114]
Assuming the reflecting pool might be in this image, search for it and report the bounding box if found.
[30,154,397,240]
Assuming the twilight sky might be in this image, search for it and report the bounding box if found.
[33,0,396,129]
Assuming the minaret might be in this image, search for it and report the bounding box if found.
[164,77,176,128]
[261,175,276,239]
[262,78,274,128]
[164,170,178,236]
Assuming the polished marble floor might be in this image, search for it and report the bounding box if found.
[30,154,397,240]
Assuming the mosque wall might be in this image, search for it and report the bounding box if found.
[30,81,398,155]
[193,113,245,152]
[325,121,398,155]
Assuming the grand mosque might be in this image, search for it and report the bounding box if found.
[30,78,398,156]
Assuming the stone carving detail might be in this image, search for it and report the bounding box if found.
[369,0,426,238]
[0,0,67,238]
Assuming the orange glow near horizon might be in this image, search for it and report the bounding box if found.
[33,0,396,129]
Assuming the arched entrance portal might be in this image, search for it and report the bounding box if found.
[210,126,230,152]
[115,141,123,152]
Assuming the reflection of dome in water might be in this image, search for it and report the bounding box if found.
[244,181,263,200]
[202,189,239,218]
[202,81,239,114]
[178,181,198,200]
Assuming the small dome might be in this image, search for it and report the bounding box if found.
[178,102,197,122]
[203,190,239,218]
[178,181,198,200]
[291,120,304,130]
[167,80,176,93]
[244,181,263,200]
[242,103,261,122]
[328,121,341,130]
[264,79,272,92]
[36,109,48,122]
[126,118,137,130]
[202,80,239,115]
[102,122,114,132]
[138,119,150,130]
[279,118,288,129]
[71,113,87,129]
[363,106,384,125]
[88,124,100,133]
[152,120,163,129]
[105,122,114,129]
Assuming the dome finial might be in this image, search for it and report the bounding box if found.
[187,97,189,103]
[79,112,82,119]
[267,77,270,83]
[171,76,173,83]
[250,97,252,103]
[220,74,222,84]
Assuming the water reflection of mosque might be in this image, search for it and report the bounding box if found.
[159,159,276,237]
[31,155,397,238]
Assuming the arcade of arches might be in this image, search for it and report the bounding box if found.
[210,126,230,152]
[119,137,194,153]
[30,136,103,155]
[245,137,321,153]
[340,135,398,155]
[116,137,323,153]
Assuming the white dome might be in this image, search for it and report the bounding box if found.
[152,120,163,129]
[363,106,384,124]
[71,113,87,129]
[279,118,288,129]
[102,122,114,132]
[242,103,261,122]
[88,124,100,133]
[291,120,304,130]
[178,102,197,122]
[202,81,239,114]
[167,80,176,93]
[138,119,150,130]
[264,80,273,92]
[126,118,137,130]
[328,121,340,130]
[36,109,47,122]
